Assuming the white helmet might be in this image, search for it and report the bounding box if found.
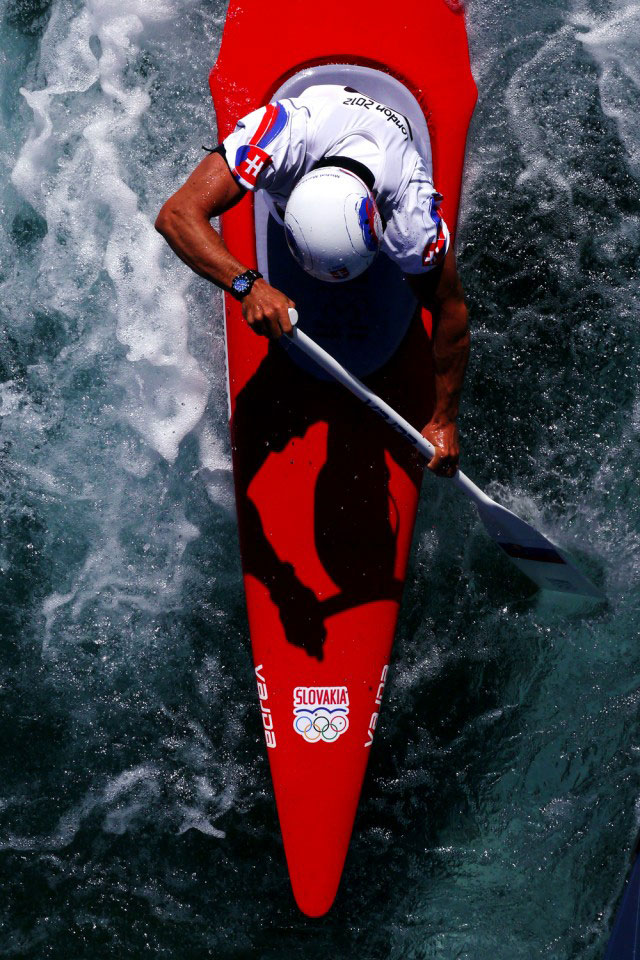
[283,167,383,283]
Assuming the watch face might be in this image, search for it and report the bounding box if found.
[234,276,251,293]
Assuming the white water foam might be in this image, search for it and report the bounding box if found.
[11,0,210,462]
[504,25,575,204]
[2,0,233,659]
[0,738,241,850]
[575,1,640,174]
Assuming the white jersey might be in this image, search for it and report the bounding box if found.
[220,84,449,274]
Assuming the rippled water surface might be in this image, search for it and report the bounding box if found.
[1,0,639,956]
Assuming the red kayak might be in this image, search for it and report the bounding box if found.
[210,0,476,916]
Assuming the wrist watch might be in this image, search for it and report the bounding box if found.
[230,269,263,301]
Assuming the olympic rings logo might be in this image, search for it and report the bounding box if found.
[293,709,349,744]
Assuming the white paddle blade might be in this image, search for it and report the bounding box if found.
[476,500,604,599]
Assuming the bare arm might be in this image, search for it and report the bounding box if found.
[407,247,470,477]
[155,151,295,338]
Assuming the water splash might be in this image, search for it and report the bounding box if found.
[11,0,211,462]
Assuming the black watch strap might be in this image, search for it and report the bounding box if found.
[230,269,263,301]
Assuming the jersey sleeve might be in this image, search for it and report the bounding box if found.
[381,170,451,274]
[221,101,291,191]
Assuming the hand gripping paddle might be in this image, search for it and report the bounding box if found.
[284,308,602,599]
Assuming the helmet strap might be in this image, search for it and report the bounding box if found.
[312,155,376,194]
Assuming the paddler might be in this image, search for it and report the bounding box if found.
[156,84,469,480]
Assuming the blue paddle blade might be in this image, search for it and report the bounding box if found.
[605,851,640,959]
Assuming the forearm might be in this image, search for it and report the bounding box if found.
[430,297,470,425]
[155,206,246,290]
[406,249,467,476]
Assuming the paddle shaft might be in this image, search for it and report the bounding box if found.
[286,316,492,508]
[284,312,604,600]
